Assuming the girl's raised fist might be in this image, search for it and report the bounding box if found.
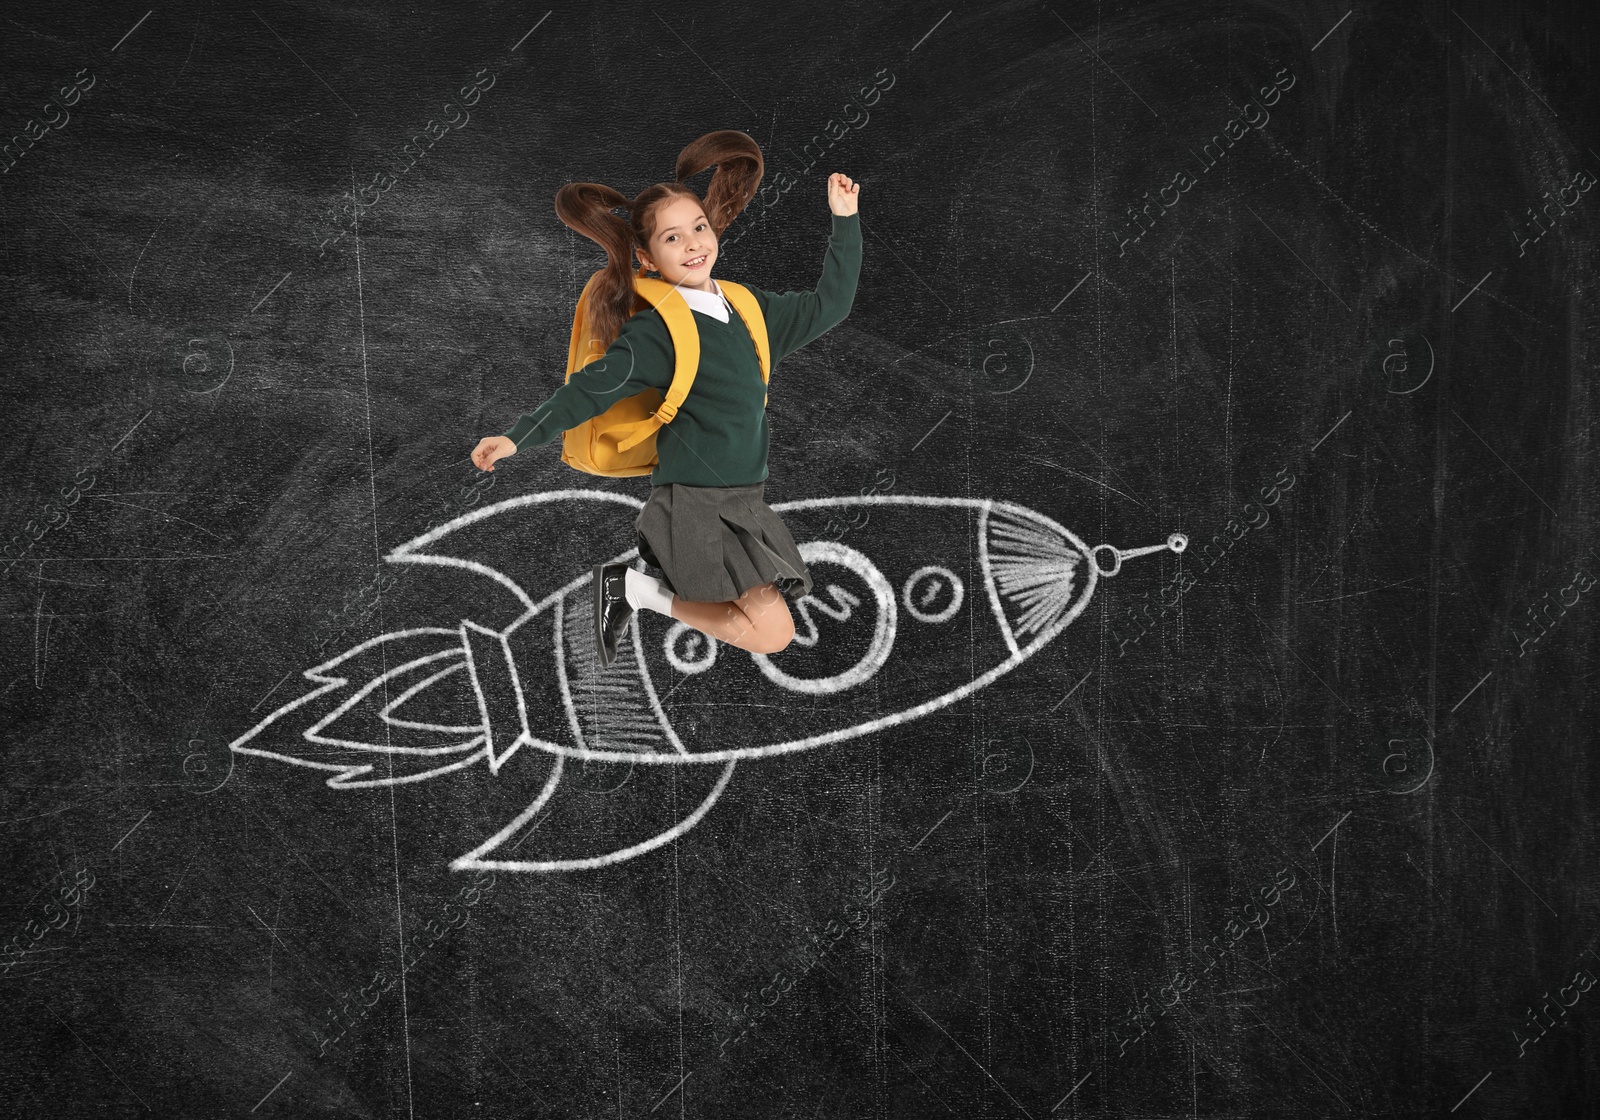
[827,173,860,216]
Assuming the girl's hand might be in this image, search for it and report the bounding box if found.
[827,173,859,216]
[472,436,516,472]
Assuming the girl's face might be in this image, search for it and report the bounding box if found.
[636,194,718,293]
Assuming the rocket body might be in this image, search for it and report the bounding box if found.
[466,495,1098,767]
[232,490,1175,871]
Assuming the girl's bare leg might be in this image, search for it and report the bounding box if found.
[669,581,796,654]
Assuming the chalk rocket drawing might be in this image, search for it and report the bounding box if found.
[231,490,1185,873]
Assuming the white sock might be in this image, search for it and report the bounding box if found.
[624,567,676,616]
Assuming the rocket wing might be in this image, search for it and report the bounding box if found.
[387,488,646,618]
[449,755,738,872]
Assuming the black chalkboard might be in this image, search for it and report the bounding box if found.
[5,1,1599,1116]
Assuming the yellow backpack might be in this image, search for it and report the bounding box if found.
[559,267,771,477]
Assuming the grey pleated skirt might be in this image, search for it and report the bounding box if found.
[635,480,814,604]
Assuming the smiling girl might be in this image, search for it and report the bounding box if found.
[470,130,862,668]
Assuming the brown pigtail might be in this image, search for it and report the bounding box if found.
[553,181,638,352]
[674,129,764,236]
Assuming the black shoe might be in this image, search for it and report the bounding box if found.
[593,562,635,669]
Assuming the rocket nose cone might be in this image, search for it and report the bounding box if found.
[982,502,1095,651]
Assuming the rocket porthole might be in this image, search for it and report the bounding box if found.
[664,622,718,674]
[752,540,895,695]
[902,566,964,623]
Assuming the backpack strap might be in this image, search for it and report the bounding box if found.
[717,281,771,406]
[615,270,701,453]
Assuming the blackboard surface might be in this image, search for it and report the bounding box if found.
[4,2,1599,1117]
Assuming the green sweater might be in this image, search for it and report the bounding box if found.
[504,212,862,487]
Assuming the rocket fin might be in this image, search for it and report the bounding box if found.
[387,489,645,619]
[450,757,738,872]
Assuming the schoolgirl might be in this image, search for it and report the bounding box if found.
[470,130,862,668]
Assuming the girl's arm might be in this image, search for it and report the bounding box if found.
[751,174,862,365]
[472,311,674,470]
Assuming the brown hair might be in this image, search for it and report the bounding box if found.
[553,129,764,348]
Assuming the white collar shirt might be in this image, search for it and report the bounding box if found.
[673,278,732,323]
